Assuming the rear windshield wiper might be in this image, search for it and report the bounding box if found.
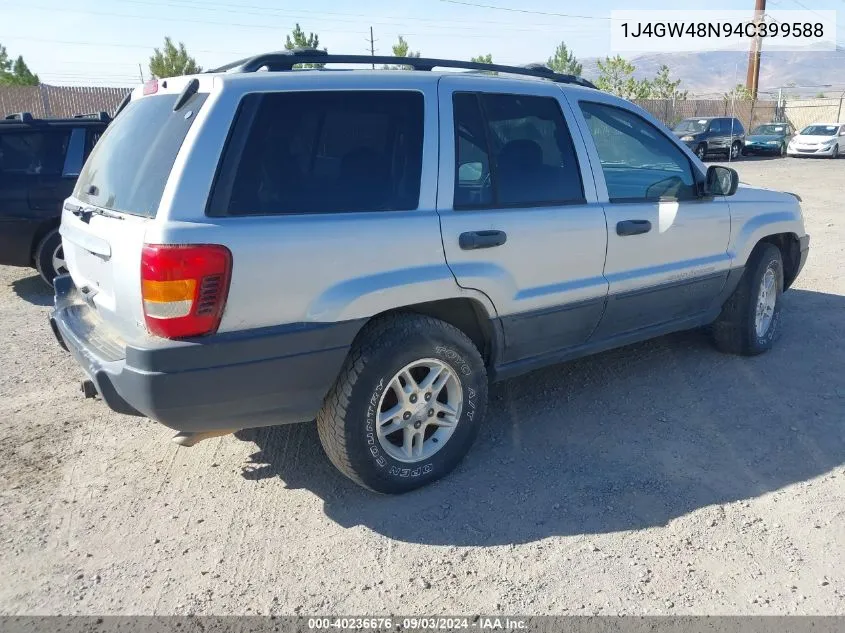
[65,203,125,221]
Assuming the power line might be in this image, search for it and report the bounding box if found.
[115,0,603,31]
[437,0,614,20]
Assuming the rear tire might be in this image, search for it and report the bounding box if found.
[711,243,784,356]
[317,313,488,494]
[34,228,66,287]
[730,141,742,160]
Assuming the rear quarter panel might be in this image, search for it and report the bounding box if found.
[152,73,496,332]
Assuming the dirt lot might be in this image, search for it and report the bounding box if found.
[1,157,844,616]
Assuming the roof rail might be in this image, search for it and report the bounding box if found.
[73,111,112,123]
[209,49,597,89]
[3,112,34,122]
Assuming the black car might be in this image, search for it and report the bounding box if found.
[672,116,746,161]
[0,111,110,285]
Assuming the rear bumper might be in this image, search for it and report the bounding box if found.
[49,275,363,432]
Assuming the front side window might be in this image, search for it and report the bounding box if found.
[0,131,70,176]
[211,91,424,215]
[580,101,697,203]
[709,119,725,133]
[452,92,584,209]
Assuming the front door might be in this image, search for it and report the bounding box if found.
[569,98,732,339]
[436,76,609,365]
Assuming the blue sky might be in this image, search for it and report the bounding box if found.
[1,0,843,86]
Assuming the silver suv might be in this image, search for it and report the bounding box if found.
[50,51,810,493]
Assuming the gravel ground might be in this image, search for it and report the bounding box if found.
[1,157,843,616]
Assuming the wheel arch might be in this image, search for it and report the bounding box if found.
[30,219,60,264]
[353,297,500,367]
[758,232,801,289]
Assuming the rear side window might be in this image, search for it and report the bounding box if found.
[452,92,584,209]
[209,90,424,216]
[0,131,70,176]
[74,93,207,217]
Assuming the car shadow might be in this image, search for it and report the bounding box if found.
[236,288,845,546]
[11,273,53,307]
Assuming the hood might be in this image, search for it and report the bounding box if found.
[792,134,837,144]
[673,131,700,138]
[747,134,784,142]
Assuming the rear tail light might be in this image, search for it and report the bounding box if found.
[141,244,232,339]
[143,79,159,95]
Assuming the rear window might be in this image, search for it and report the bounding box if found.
[74,93,207,217]
[208,90,424,216]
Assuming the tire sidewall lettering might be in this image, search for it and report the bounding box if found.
[362,343,476,480]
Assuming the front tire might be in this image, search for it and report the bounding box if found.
[34,228,67,287]
[831,144,840,159]
[695,143,707,160]
[317,313,488,494]
[711,243,784,356]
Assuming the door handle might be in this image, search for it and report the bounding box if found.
[616,220,652,236]
[459,230,507,250]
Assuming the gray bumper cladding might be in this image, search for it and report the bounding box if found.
[49,275,364,432]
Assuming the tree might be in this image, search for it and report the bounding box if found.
[284,23,325,68]
[547,42,582,76]
[723,83,753,102]
[650,64,687,100]
[596,55,651,99]
[384,36,420,70]
[814,92,827,99]
[0,43,39,85]
[149,37,201,79]
[470,53,497,75]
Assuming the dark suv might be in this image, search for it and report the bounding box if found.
[672,116,746,161]
[0,111,110,285]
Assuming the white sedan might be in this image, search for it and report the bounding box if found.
[787,123,845,158]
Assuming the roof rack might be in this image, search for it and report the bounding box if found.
[3,112,34,122]
[73,111,112,123]
[209,49,597,89]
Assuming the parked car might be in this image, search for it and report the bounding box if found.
[50,51,810,493]
[743,122,794,156]
[787,123,844,158]
[0,111,111,285]
[672,116,746,160]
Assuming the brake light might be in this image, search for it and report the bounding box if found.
[141,244,232,339]
[143,79,159,95]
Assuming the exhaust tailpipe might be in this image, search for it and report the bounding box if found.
[81,380,97,399]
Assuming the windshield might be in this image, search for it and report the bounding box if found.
[673,119,709,134]
[74,92,206,217]
[800,125,840,136]
[752,124,787,135]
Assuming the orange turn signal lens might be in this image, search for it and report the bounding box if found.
[141,279,197,303]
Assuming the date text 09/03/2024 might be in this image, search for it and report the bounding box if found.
[307,617,528,630]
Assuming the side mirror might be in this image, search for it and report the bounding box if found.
[705,165,739,197]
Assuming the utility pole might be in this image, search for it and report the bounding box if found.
[138,64,145,84]
[745,0,766,98]
[368,26,376,69]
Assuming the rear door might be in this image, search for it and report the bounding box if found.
[437,77,609,364]
[60,86,209,339]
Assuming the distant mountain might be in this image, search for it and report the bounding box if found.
[580,47,845,98]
